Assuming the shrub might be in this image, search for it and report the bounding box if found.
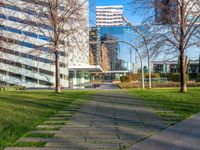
[118,82,141,89]
[129,73,160,82]
[120,75,131,83]
[188,73,200,82]
[171,73,180,82]
[196,74,200,82]
[189,73,198,80]
[153,73,161,78]
[161,73,189,82]
[117,82,200,89]
[0,86,25,91]
[161,73,171,80]
[130,74,140,81]
[145,73,160,79]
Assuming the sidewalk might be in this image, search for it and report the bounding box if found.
[5,92,167,150]
[129,113,200,150]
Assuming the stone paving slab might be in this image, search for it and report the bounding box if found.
[54,114,73,117]
[37,125,65,129]
[31,130,59,134]
[59,128,118,132]
[18,138,66,143]
[44,121,68,124]
[129,113,200,150]
[54,133,118,138]
[4,148,81,150]
[46,142,120,149]
[49,117,71,120]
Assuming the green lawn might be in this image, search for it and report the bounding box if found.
[1,88,200,149]
[126,88,200,125]
[0,90,94,150]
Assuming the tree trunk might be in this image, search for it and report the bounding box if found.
[180,54,187,93]
[179,2,187,93]
[55,51,61,93]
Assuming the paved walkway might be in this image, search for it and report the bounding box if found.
[98,84,120,90]
[129,113,200,150]
[5,92,167,150]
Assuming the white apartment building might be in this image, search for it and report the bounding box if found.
[0,0,101,88]
[96,5,123,27]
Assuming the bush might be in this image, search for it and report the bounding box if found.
[129,73,160,82]
[117,82,200,89]
[145,73,160,79]
[0,86,25,91]
[196,74,200,82]
[130,74,140,81]
[120,75,131,83]
[172,73,189,82]
[171,73,180,82]
[161,73,189,82]
[189,73,198,80]
[188,73,200,82]
[118,82,141,89]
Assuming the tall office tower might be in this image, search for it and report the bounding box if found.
[0,0,89,88]
[96,5,123,27]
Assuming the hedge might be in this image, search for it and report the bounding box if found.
[130,73,160,81]
[123,73,199,83]
[0,86,25,91]
[185,73,200,82]
[160,73,189,82]
[120,75,131,83]
[118,82,200,89]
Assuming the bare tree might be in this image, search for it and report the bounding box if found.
[21,0,88,93]
[130,0,200,93]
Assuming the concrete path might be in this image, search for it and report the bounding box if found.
[5,92,167,150]
[98,83,120,90]
[129,113,200,150]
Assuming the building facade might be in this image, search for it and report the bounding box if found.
[152,60,199,73]
[96,5,123,27]
[89,27,101,65]
[0,0,90,88]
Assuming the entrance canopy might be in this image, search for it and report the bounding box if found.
[104,70,130,73]
[69,65,104,73]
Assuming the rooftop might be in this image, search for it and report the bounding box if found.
[96,5,123,9]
